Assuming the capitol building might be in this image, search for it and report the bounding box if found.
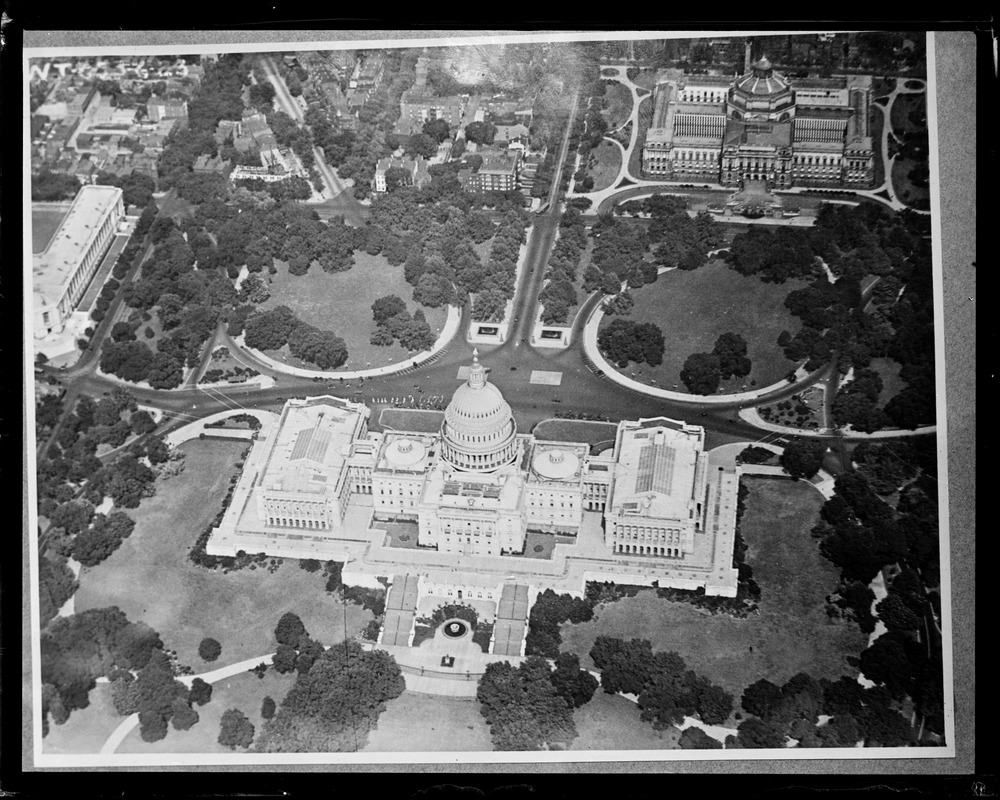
[207,352,741,609]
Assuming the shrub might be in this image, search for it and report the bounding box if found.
[198,638,222,662]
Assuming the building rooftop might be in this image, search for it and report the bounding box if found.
[609,421,705,522]
[259,399,367,495]
[32,184,123,307]
[724,119,792,149]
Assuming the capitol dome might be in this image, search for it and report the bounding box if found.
[441,350,518,472]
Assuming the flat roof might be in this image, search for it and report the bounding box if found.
[260,400,366,496]
[32,184,122,305]
[610,424,703,522]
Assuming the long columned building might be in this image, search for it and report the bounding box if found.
[208,351,741,597]
[32,184,125,340]
[642,57,875,189]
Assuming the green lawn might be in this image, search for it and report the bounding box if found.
[601,82,634,131]
[603,259,806,393]
[41,683,123,755]
[891,158,930,209]
[74,439,373,668]
[379,408,445,433]
[261,252,448,371]
[584,140,623,193]
[560,477,866,702]
[362,691,494,752]
[571,690,680,750]
[117,668,298,755]
[890,92,925,134]
[32,206,71,253]
[869,356,907,408]
[532,418,619,446]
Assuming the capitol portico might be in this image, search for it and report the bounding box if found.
[206,351,742,614]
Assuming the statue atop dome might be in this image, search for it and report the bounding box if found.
[468,348,487,389]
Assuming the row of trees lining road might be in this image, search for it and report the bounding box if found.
[679,332,753,395]
[240,305,349,369]
[539,207,588,325]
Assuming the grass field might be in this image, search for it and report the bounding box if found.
[601,82,634,131]
[869,356,907,408]
[571,691,680,750]
[74,439,373,668]
[42,683,123,754]
[261,252,448,371]
[628,69,659,92]
[602,259,806,393]
[532,418,619,445]
[584,140,624,193]
[117,668,298,755]
[379,408,445,433]
[561,477,866,703]
[891,158,930,208]
[362,692,494,752]
[31,206,71,253]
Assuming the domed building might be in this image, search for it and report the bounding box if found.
[728,57,796,122]
[440,350,518,472]
[208,350,742,614]
[642,53,875,189]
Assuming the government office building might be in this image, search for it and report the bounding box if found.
[642,57,875,189]
[32,184,125,351]
[208,352,741,600]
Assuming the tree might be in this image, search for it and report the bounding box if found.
[405,133,438,159]
[680,352,722,395]
[147,352,184,390]
[550,653,599,709]
[274,612,307,648]
[780,439,826,480]
[422,118,451,144]
[129,410,157,435]
[218,708,255,749]
[261,696,276,720]
[713,332,752,379]
[741,679,782,718]
[372,295,408,326]
[189,677,213,707]
[679,726,723,749]
[198,638,222,662]
[171,699,200,731]
[737,716,787,748]
[287,324,349,370]
[464,121,496,145]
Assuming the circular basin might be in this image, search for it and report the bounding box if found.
[442,619,469,639]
